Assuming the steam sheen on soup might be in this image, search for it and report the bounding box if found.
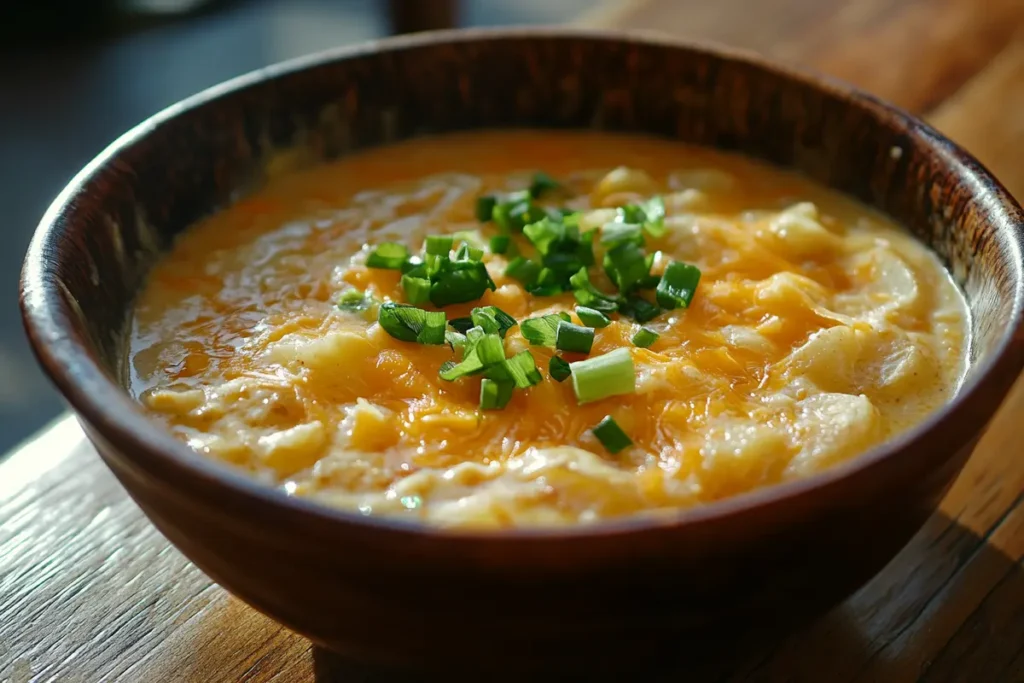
[130,131,969,528]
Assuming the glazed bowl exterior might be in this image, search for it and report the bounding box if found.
[20,29,1024,673]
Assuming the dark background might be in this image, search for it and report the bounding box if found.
[0,0,591,454]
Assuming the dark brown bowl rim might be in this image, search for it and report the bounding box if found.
[20,26,1024,541]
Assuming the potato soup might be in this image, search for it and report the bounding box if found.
[130,131,969,528]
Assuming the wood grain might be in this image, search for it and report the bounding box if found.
[4,2,1024,682]
[605,0,1022,112]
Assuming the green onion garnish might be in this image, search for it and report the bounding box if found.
[470,306,518,338]
[445,330,467,349]
[603,241,651,293]
[476,196,497,222]
[549,356,572,382]
[555,320,595,354]
[618,204,646,225]
[505,256,542,287]
[619,295,661,323]
[520,312,571,347]
[401,274,431,305]
[449,317,474,334]
[476,333,506,366]
[522,217,596,294]
[640,196,666,238]
[453,230,488,252]
[575,306,611,328]
[493,191,546,233]
[528,171,561,199]
[419,311,447,345]
[600,222,644,249]
[489,235,511,254]
[480,378,514,410]
[570,348,635,404]
[400,256,424,275]
[486,350,543,389]
[569,267,619,313]
[439,329,504,380]
[631,326,659,348]
[656,261,701,310]
[366,242,409,270]
[425,235,454,256]
[428,259,495,307]
[337,289,374,312]
[523,216,565,256]
[377,303,446,345]
[454,242,484,262]
[619,196,666,239]
[591,416,633,454]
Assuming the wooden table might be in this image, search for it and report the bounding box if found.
[3,1,1023,681]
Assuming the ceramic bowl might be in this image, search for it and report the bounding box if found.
[20,28,1024,674]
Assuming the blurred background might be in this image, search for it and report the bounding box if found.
[0,0,595,455]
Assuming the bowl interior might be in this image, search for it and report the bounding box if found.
[23,30,1024,514]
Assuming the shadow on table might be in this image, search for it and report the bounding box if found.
[307,511,1024,683]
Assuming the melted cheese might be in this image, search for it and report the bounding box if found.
[130,131,969,528]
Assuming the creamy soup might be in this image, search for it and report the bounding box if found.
[130,131,969,528]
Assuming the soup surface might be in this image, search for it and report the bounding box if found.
[130,131,969,528]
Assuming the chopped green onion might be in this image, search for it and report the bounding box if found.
[418,311,447,345]
[453,230,488,252]
[449,317,474,334]
[470,309,500,335]
[526,265,567,296]
[505,256,542,287]
[470,306,518,338]
[600,222,644,249]
[618,204,646,225]
[400,256,424,275]
[603,241,652,293]
[445,330,467,349]
[486,350,543,389]
[524,217,596,283]
[476,195,497,222]
[428,260,495,307]
[476,334,506,366]
[480,378,514,410]
[337,289,373,312]
[575,306,611,328]
[555,321,595,354]
[528,171,561,198]
[523,216,564,256]
[619,196,666,239]
[520,312,571,347]
[619,295,661,323]
[631,326,659,348]
[401,274,431,305]
[377,303,446,345]
[570,348,636,404]
[527,282,564,297]
[493,191,546,233]
[641,196,666,238]
[489,235,511,254]
[656,261,702,310]
[549,356,572,382]
[439,329,504,380]
[591,416,633,454]
[366,242,408,270]
[639,251,662,289]
[569,268,619,313]
[454,242,484,262]
[425,235,454,256]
